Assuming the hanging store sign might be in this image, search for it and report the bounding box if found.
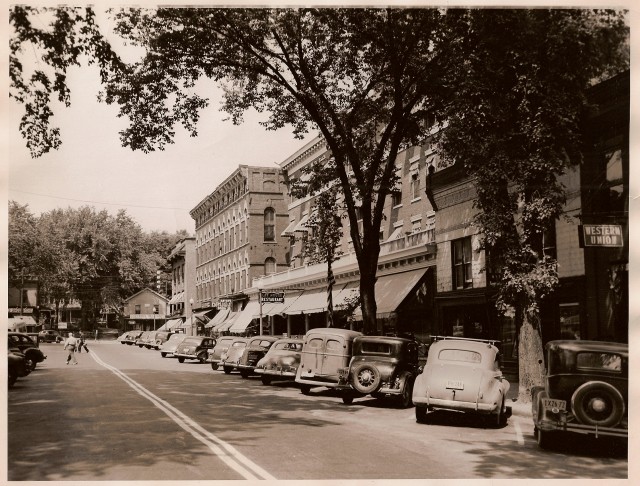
[260,291,285,304]
[580,224,624,248]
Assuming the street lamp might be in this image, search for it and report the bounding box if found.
[189,298,194,336]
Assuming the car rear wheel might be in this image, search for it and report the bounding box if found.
[493,397,506,428]
[342,394,354,405]
[350,363,381,394]
[178,357,185,363]
[24,357,36,372]
[415,406,429,423]
[211,362,219,371]
[261,375,272,386]
[223,365,232,374]
[161,352,167,358]
[300,385,311,395]
[240,370,249,379]
[571,381,625,427]
[397,373,414,409]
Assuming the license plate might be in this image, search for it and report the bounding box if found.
[542,398,566,411]
[446,380,464,390]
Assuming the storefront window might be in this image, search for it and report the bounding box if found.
[559,303,581,340]
[452,237,473,289]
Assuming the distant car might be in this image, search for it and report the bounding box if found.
[142,331,159,349]
[122,331,143,345]
[135,331,152,348]
[8,332,47,371]
[207,336,236,370]
[38,330,63,343]
[295,328,362,395]
[413,336,511,426]
[335,335,423,407]
[173,336,216,363]
[255,338,303,385]
[236,336,280,378]
[532,340,628,449]
[159,333,187,357]
[219,337,249,374]
[8,349,30,388]
[152,331,174,350]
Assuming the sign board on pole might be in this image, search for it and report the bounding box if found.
[260,291,285,304]
[580,224,624,248]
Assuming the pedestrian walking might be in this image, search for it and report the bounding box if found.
[95,329,98,341]
[77,331,89,353]
[64,333,78,365]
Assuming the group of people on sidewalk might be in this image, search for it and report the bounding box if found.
[63,332,89,365]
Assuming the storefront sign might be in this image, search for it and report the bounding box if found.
[581,225,624,247]
[260,291,285,304]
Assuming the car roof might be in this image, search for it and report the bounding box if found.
[305,328,362,339]
[546,340,628,356]
[354,335,413,344]
[429,337,499,354]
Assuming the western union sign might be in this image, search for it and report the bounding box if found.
[581,224,624,247]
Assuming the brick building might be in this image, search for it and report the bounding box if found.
[163,237,201,335]
[189,165,290,334]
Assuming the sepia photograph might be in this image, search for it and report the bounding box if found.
[5,1,634,482]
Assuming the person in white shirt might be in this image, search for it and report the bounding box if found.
[64,333,78,365]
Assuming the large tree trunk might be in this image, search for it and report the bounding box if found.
[359,269,379,335]
[517,311,546,403]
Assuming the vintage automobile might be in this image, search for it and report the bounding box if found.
[38,329,63,343]
[173,336,216,363]
[295,328,362,395]
[8,332,47,371]
[121,331,143,345]
[219,337,249,374]
[335,335,423,407]
[151,331,174,350]
[8,348,30,388]
[207,336,236,370]
[532,340,628,449]
[413,336,511,426]
[255,338,304,385]
[159,333,187,358]
[236,335,280,378]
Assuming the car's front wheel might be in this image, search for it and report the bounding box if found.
[261,375,272,386]
[161,352,167,358]
[223,365,232,374]
[178,357,185,363]
[300,385,311,395]
[211,362,219,371]
[240,370,249,379]
[24,356,36,372]
[398,374,414,409]
[342,394,354,405]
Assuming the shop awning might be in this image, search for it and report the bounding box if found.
[192,310,212,324]
[160,318,183,331]
[214,311,239,332]
[228,301,260,334]
[205,308,229,328]
[283,289,328,315]
[353,268,429,319]
[281,219,298,237]
[292,213,311,233]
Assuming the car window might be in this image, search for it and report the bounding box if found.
[577,352,622,371]
[361,342,391,355]
[232,342,247,348]
[307,338,323,351]
[438,348,482,363]
[326,339,342,352]
[183,338,201,344]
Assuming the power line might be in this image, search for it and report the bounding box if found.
[9,188,191,211]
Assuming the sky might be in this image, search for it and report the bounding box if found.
[7,7,316,235]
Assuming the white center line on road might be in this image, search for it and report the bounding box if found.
[89,349,276,480]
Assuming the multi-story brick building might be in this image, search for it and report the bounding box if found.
[189,165,290,334]
[163,237,201,335]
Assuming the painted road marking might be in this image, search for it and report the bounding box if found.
[89,350,275,480]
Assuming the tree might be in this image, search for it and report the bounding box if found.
[437,9,628,401]
[8,201,38,281]
[10,7,460,334]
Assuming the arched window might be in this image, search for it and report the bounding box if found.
[264,207,276,242]
[264,257,276,275]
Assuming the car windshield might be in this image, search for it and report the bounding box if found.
[250,339,273,347]
[232,342,247,348]
[438,348,482,363]
[275,342,301,351]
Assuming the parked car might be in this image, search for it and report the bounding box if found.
[335,335,423,407]
[207,336,236,370]
[152,331,174,350]
[122,331,143,345]
[8,332,47,371]
[532,340,628,449]
[135,331,152,348]
[413,336,511,426]
[173,336,216,363]
[295,328,362,395]
[255,338,303,385]
[38,329,63,343]
[8,349,30,388]
[236,336,280,378]
[159,333,187,358]
[219,337,249,373]
[142,331,159,349]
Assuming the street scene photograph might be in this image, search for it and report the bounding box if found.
[6,2,633,483]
